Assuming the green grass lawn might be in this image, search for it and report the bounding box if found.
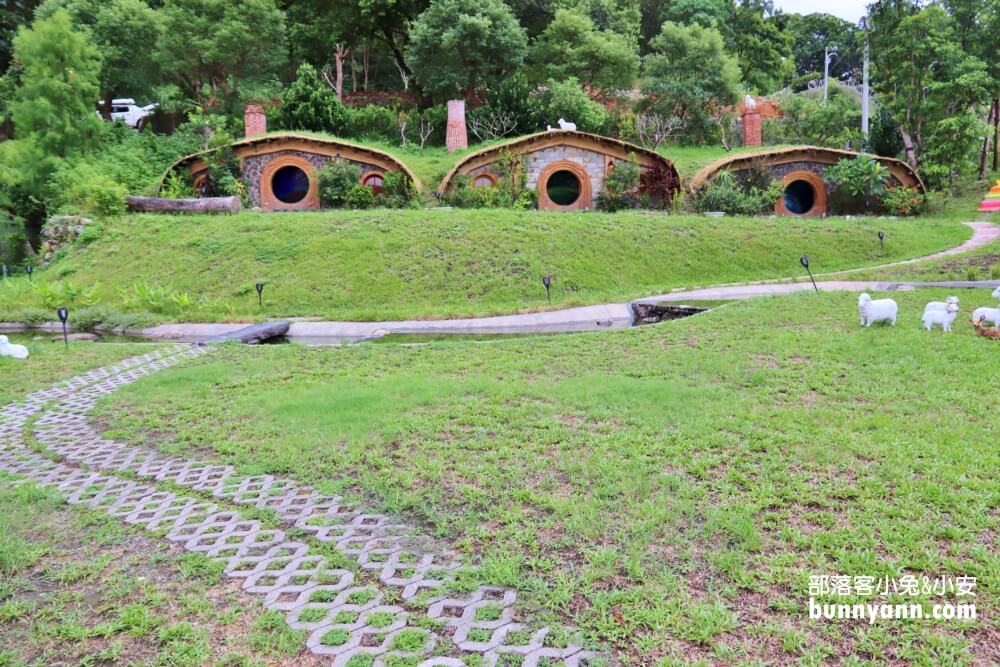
[0,337,155,405]
[0,483,307,665]
[0,210,970,325]
[94,289,999,664]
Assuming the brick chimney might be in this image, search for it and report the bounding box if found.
[244,103,267,138]
[446,100,468,153]
[742,104,761,147]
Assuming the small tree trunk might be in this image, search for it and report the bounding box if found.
[101,90,114,121]
[993,98,999,171]
[900,129,918,169]
[979,103,994,181]
[333,44,349,101]
[362,46,370,91]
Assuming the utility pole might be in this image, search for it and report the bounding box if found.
[860,18,870,140]
[823,47,837,102]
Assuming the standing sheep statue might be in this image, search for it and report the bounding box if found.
[923,296,959,313]
[922,302,959,332]
[858,293,897,327]
[0,335,29,359]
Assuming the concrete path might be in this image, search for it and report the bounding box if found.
[0,349,601,666]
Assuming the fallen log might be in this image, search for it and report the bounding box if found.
[127,195,242,214]
[199,321,290,346]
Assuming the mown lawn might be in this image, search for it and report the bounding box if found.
[0,483,310,666]
[94,289,1000,665]
[0,210,969,325]
[0,336,154,405]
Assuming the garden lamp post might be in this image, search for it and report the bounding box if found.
[255,282,265,308]
[878,230,885,250]
[25,263,33,282]
[800,256,819,292]
[541,275,552,305]
[57,307,69,348]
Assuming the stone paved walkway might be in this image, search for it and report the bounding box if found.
[0,347,602,666]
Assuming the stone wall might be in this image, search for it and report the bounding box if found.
[240,150,383,207]
[524,146,610,204]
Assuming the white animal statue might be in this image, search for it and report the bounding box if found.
[923,296,959,313]
[971,305,1000,327]
[858,293,898,327]
[745,95,757,110]
[992,286,1000,299]
[557,118,577,131]
[0,335,29,359]
[922,302,959,332]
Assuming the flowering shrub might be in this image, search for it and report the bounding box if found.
[881,186,925,216]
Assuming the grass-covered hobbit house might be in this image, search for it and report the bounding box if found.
[438,130,682,211]
[690,146,925,217]
[162,133,419,211]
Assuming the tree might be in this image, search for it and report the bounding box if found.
[870,4,991,176]
[784,12,861,81]
[641,21,740,144]
[36,0,162,118]
[727,0,792,93]
[273,63,349,135]
[537,77,608,131]
[156,0,287,113]
[10,10,101,160]
[528,9,638,94]
[406,0,528,100]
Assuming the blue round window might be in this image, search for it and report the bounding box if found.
[783,179,815,215]
[272,165,310,204]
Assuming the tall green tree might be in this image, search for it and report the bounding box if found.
[36,0,163,117]
[727,0,792,93]
[641,20,740,143]
[406,0,528,99]
[10,10,101,160]
[784,12,860,81]
[871,4,991,183]
[528,9,638,93]
[156,0,287,112]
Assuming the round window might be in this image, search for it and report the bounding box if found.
[473,174,495,188]
[363,173,384,195]
[272,165,310,204]
[546,170,581,206]
[783,179,816,215]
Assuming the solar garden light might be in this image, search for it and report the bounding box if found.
[25,263,33,281]
[57,307,69,348]
[800,256,819,293]
[541,275,552,305]
[255,281,265,307]
[878,230,885,250]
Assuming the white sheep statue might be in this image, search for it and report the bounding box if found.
[0,335,29,359]
[557,118,577,131]
[971,305,1000,327]
[922,302,959,332]
[923,296,959,313]
[858,293,897,327]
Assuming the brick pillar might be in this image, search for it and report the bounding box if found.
[446,100,468,153]
[742,108,761,147]
[244,104,267,138]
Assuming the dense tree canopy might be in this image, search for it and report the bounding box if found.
[405,0,527,100]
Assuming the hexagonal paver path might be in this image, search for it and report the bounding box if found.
[0,345,603,666]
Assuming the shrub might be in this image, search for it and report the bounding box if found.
[764,89,862,149]
[47,163,128,218]
[826,155,889,213]
[317,160,361,208]
[345,184,375,209]
[693,170,782,216]
[537,77,607,132]
[881,186,925,216]
[272,64,349,135]
[596,155,641,212]
[0,211,25,267]
[346,105,399,143]
[380,171,417,208]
